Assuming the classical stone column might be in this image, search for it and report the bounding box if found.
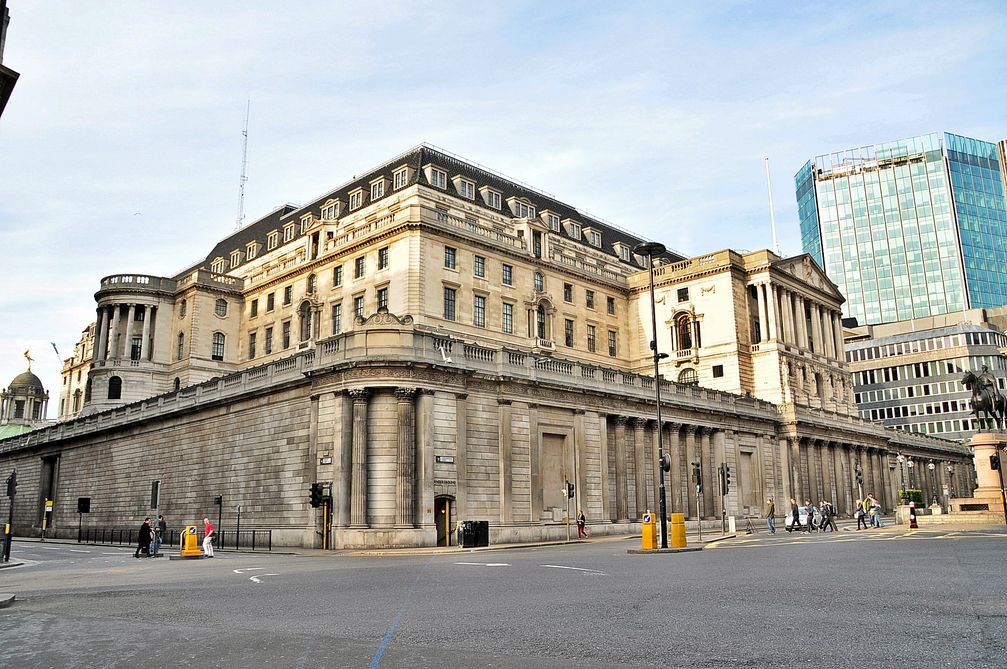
[614,416,629,522]
[633,418,648,517]
[93,308,107,362]
[349,389,370,528]
[140,305,152,361]
[684,425,698,518]
[756,283,768,343]
[667,422,682,514]
[416,390,435,529]
[833,313,844,361]
[701,428,714,518]
[395,388,417,528]
[713,429,727,517]
[788,436,802,504]
[497,399,514,525]
[832,444,847,516]
[124,304,136,358]
[456,393,469,519]
[599,413,612,521]
[575,410,589,520]
[109,305,122,360]
[819,441,833,503]
[335,391,353,528]
[766,284,779,340]
[781,290,794,345]
[805,439,818,503]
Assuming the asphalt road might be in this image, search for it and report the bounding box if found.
[1,528,1005,668]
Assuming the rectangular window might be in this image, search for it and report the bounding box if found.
[587,325,597,353]
[377,287,389,310]
[587,230,602,247]
[246,242,258,260]
[349,190,363,210]
[331,303,342,334]
[586,290,595,309]
[474,255,486,278]
[564,319,574,347]
[354,256,366,279]
[515,201,535,218]
[267,232,278,250]
[485,189,502,209]
[458,179,475,199]
[378,247,389,270]
[264,327,273,354]
[321,202,339,220]
[282,322,291,349]
[607,330,617,357]
[248,332,257,359]
[607,296,615,315]
[502,302,514,334]
[300,216,312,234]
[474,295,486,327]
[443,287,457,321]
[354,295,365,319]
[712,364,724,378]
[444,246,457,269]
[283,224,295,242]
[283,286,292,305]
[130,336,142,361]
[431,168,447,189]
[563,283,573,302]
[267,293,275,311]
[502,264,513,286]
[393,167,408,189]
[677,287,689,302]
[569,222,581,240]
[370,180,384,200]
[332,265,343,287]
[547,214,560,231]
[230,251,241,268]
[250,299,258,318]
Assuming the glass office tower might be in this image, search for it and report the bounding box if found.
[796,132,1007,326]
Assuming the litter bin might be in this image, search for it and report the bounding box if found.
[460,521,477,548]
[474,521,489,547]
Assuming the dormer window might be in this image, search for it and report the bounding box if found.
[246,241,259,260]
[229,250,241,268]
[320,201,341,221]
[349,189,364,210]
[423,164,448,189]
[508,197,535,219]
[370,178,385,201]
[564,219,582,240]
[283,224,296,242]
[615,243,631,262]
[585,228,602,248]
[480,186,502,210]
[267,231,279,250]
[210,257,226,274]
[545,212,561,232]
[300,214,313,234]
[393,166,410,189]
[453,176,476,200]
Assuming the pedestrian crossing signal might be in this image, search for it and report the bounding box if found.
[309,482,323,508]
[991,454,1001,471]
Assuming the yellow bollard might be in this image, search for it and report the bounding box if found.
[641,512,657,550]
[670,513,687,548]
[179,525,203,558]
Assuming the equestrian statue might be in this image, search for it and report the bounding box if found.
[962,366,1006,431]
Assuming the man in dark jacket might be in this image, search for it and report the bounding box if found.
[786,497,802,532]
[135,517,152,558]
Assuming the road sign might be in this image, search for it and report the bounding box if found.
[642,513,653,524]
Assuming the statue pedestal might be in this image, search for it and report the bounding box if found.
[951,432,1005,517]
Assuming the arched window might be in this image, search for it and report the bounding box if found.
[215,298,228,317]
[298,302,313,342]
[107,376,122,400]
[211,332,225,361]
[676,314,692,351]
[173,377,180,392]
[536,304,547,339]
[72,390,81,412]
[84,379,92,402]
[177,332,185,360]
[678,368,698,385]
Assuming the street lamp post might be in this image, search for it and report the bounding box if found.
[907,459,915,494]
[634,241,670,549]
[896,454,907,504]
[927,460,936,506]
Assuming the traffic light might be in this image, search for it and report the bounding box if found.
[855,464,864,485]
[724,466,732,494]
[692,462,703,493]
[5,469,15,499]
[309,482,323,508]
[567,481,575,500]
[991,454,1001,471]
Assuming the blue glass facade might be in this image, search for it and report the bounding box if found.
[796,132,1007,325]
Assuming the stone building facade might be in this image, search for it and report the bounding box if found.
[0,145,974,547]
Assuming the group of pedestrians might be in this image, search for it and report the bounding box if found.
[763,493,883,534]
[133,514,167,558]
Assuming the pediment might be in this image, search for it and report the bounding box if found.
[776,255,844,301]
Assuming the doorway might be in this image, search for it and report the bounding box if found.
[435,495,455,547]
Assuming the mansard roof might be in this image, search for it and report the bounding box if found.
[192,144,682,276]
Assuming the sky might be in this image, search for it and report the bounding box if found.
[1,1,1006,417]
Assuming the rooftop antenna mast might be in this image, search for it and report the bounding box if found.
[235,99,250,230]
[764,157,781,256]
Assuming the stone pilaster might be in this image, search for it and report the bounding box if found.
[336,391,353,527]
[349,388,370,528]
[497,399,513,525]
[614,416,629,522]
[633,418,648,517]
[395,387,417,528]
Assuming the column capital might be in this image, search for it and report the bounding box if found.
[395,387,417,401]
[348,388,370,402]
[684,424,698,435]
[613,415,629,427]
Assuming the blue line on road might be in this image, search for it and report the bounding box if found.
[368,605,406,669]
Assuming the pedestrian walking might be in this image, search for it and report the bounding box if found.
[786,497,802,532]
[820,499,838,532]
[869,493,882,528]
[764,498,776,534]
[577,510,588,539]
[856,499,869,530]
[150,514,166,556]
[134,517,152,558]
[804,499,817,533]
[202,517,215,558]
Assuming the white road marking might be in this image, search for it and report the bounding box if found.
[101,552,123,555]
[249,573,278,583]
[41,547,60,550]
[541,564,606,575]
[453,562,510,567]
[233,567,265,574]
[68,549,90,553]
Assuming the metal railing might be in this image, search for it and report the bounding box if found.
[77,527,272,551]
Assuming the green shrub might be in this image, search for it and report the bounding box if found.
[898,489,925,506]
